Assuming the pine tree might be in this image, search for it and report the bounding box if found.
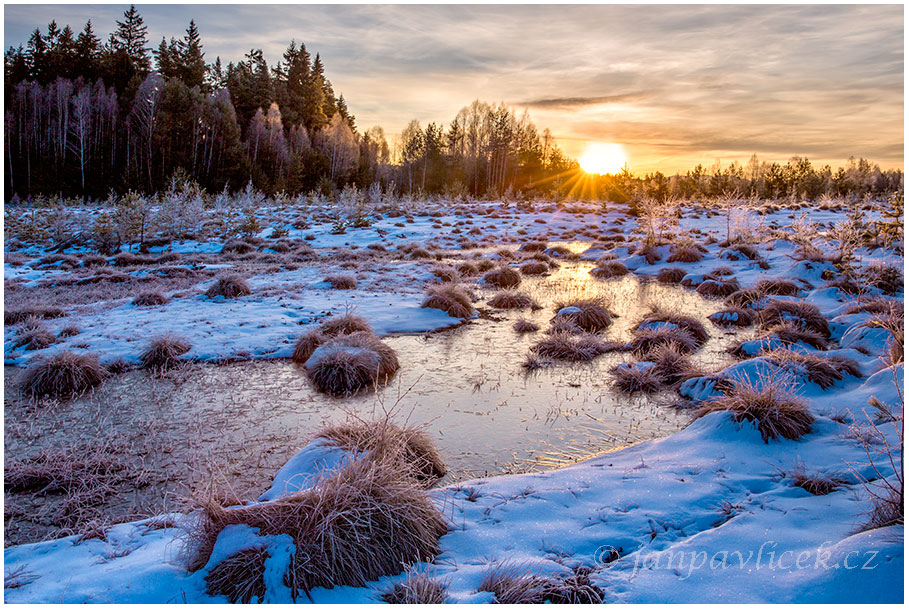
[114,4,150,74]
[74,21,101,81]
[177,20,206,90]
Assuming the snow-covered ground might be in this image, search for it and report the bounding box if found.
[4,198,903,602]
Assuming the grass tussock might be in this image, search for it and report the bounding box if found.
[514,319,540,333]
[382,571,449,604]
[590,260,628,279]
[483,266,522,288]
[762,349,860,389]
[611,363,665,393]
[320,313,373,338]
[787,463,847,496]
[708,306,756,328]
[696,278,741,299]
[305,332,399,396]
[422,284,475,319]
[634,310,709,347]
[5,306,66,325]
[757,300,830,337]
[667,241,705,263]
[724,287,769,309]
[488,290,539,310]
[743,323,828,352]
[292,329,327,364]
[648,343,703,385]
[205,274,251,299]
[325,274,357,289]
[140,334,191,371]
[13,322,56,350]
[190,455,447,599]
[629,325,698,356]
[315,420,446,486]
[656,267,686,284]
[519,260,550,275]
[552,298,614,333]
[205,547,268,603]
[478,562,604,604]
[694,376,814,442]
[755,278,801,296]
[132,291,170,306]
[19,350,108,398]
[532,332,620,362]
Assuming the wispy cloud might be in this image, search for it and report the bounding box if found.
[4,4,903,171]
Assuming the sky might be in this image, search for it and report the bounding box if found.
[4,3,904,173]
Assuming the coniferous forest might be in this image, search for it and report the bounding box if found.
[4,5,903,202]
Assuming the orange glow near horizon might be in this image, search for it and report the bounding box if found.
[578,142,628,175]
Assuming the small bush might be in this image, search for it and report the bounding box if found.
[694,376,814,442]
[514,319,540,333]
[757,300,830,337]
[552,298,614,333]
[140,334,191,371]
[656,267,686,284]
[191,456,447,598]
[483,266,521,288]
[132,291,170,306]
[488,290,539,310]
[316,420,446,486]
[422,284,475,319]
[205,274,251,299]
[19,351,108,398]
[611,363,665,393]
[305,332,399,396]
[591,260,628,279]
[325,274,357,289]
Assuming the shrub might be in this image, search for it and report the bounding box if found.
[757,300,830,337]
[531,332,620,361]
[488,290,539,310]
[483,266,521,288]
[694,376,814,442]
[514,319,540,333]
[132,291,170,306]
[325,274,357,289]
[656,267,686,284]
[696,278,741,299]
[611,363,665,393]
[382,571,449,604]
[520,260,549,275]
[633,310,709,347]
[708,307,756,328]
[191,456,448,598]
[590,261,628,279]
[205,274,251,299]
[140,334,191,371]
[305,332,399,396]
[422,284,475,319]
[667,242,704,263]
[19,351,108,398]
[316,420,445,486]
[552,298,614,332]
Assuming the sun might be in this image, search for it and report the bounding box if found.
[579,142,627,175]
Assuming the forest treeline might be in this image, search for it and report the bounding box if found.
[4,6,903,203]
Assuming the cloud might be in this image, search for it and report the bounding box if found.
[516,93,649,110]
